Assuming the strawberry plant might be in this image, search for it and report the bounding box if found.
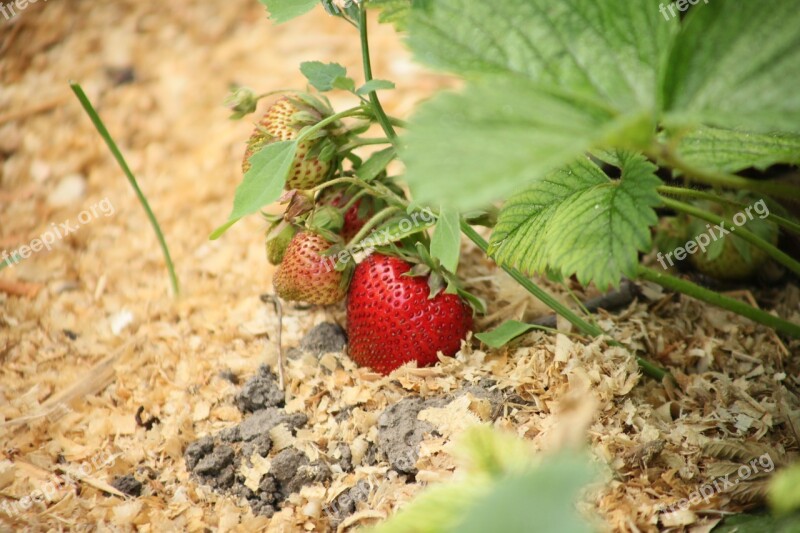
[213,0,800,383]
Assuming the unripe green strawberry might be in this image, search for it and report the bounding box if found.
[687,201,779,281]
[242,97,335,190]
[266,223,297,266]
[690,233,776,281]
[273,232,346,305]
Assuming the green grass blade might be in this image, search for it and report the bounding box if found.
[70,82,180,296]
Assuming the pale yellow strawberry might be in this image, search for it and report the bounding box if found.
[242,97,333,190]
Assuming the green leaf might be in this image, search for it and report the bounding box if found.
[368,426,596,533]
[670,127,800,174]
[430,206,460,273]
[475,320,548,348]
[490,153,662,290]
[332,76,356,92]
[356,79,396,95]
[408,0,676,110]
[260,0,318,23]
[368,0,428,30]
[454,457,596,533]
[454,426,534,477]
[210,141,296,239]
[402,0,681,211]
[662,0,800,133]
[770,461,800,515]
[713,512,800,533]
[356,147,396,182]
[403,76,654,210]
[366,480,490,533]
[300,61,349,92]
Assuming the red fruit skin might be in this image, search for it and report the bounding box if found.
[320,189,369,242]
[273,232,345,305]
[342,201,366,243]
[346,254,473,375]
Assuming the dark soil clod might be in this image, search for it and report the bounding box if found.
[298,322,347,356]
[185,368,323,517]
[237,408,307,442]
[376,397,445,475]
[185,363,505,520]
[110,474,143,497]
[236,365,285,413]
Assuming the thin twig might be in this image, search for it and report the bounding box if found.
[262,294,286,391]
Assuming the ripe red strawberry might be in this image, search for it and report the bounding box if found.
[243,97,334,190]
[319,188,373,242]
[346,254,473,374]
[273,232,346,305]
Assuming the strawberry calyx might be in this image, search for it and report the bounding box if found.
[265,220,298,266]
[361,242,486,315]
[317,185,381,243]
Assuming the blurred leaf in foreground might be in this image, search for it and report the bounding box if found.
[368,426,597,533]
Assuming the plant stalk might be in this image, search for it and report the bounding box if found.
[637,265,800,337]
[295,106,368,144]
[461,223,670,381]
[659,186,800,236]
[652,145,800,202]
[348,206,401,248]
[309,176,382,196]
[70,82,180,297]
[359,7,400,147]
[338,137,393,153]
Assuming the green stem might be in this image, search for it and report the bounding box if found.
[296,106,368,144]
[661,196,800,278]
[460,223,669,381]
[341,188,370,213]
[659,186,800,236]
[70,82,180,297]
[337,137,392,153]
[461,224,602,336]
[347,206,401,247]
[761,205,800,236]
[658,185,729,203]
[387,116,408,129]
[309,176,381,196]
[637,265,800,337]
[359,7,400,147]
[652,144,800,202]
